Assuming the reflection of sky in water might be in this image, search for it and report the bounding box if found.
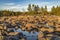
[14,28,38,40]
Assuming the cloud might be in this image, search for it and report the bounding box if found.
[36,1,60,11]
[0,3,28,11]
[4,3,15,6]
[0,1,60,11]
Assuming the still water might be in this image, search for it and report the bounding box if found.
[14,28,38,40]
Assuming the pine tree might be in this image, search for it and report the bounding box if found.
[27,4,32,14]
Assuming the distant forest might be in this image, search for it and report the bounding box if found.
[0,4,60,16]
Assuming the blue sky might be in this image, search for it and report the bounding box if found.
[0,0,60,11]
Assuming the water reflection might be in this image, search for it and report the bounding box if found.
[14,28,38,40]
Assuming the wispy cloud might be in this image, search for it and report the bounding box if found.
[0,3,28,11]
[4,3,15,6]
[0,0,60,11]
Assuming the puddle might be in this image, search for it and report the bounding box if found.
[14,28,38,40]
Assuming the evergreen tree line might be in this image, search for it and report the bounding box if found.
[0,4,60,16]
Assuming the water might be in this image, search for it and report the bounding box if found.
[14,28,38,40]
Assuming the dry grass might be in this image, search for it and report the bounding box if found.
[0,15,60,40]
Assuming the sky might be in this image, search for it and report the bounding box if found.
[0,0,60,11]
